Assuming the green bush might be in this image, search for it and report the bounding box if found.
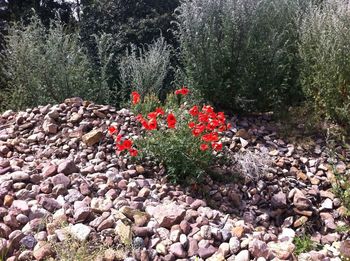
[299,0,350,127]
[175,0,303,112]
[0,16,117,111]
[119,36,172,99]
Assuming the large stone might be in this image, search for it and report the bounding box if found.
[12,171,30,182]
[38,197,61,212]
[146,203,186,228]
[70,223,91,241]
[82,129,103,146]
[33,241,54,260]
[293,189,312,210]
[11,200,29,215]
[57,160,79,175]
[198,245,217,259]
[248,239,269,258]
[43,121,58,134]
[91,198,113,213]
[74,207,91,222]
[42,164,57,178]
[271,192,287,209]
[169,242,187,258]
[235,250,250,261]
[268,241,295,259]
[229,236,240,254]
[115,220,132,245]
[51,174,70,188]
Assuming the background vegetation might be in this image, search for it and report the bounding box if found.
[1,0,350,130]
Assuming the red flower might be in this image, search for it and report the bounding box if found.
[200,143,209,151]
[155,107,165,116]
[202,105,214,114]
[208,119,220,129]
[217,112,225,121]
[189,105,199,117]
[131,91,140,105]
[188,122,196,129]
[108,126,117,135]
[192,124,205,136]
[122,139,132,150]
[141,120,150,130]
[175,87,189,95]
[198,113,209,123]
[227,123,232,129]
[218,125,227,132]
[212,142,223,151]
[202,132,219,142]
[129,148,138,157]
[148,112,157,119]
[167,113,176,129]
[148,118,157,130]
[117,143,125,151]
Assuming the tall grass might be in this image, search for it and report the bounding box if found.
[175,0,304,112]
[299,0,350,127]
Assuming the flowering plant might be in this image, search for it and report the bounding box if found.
[109,87,231,183]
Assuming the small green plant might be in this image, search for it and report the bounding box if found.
[335,224,350,233]
[294,235,317,255]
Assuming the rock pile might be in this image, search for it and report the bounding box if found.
[0,98,349,260]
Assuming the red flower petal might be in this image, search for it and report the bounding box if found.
[131,91,140,105]
[212,142,223,151]
[174,87,189,95]
[122,139,132,149]
[167,113,176,129]
[189,106,199,116]
[188,122,195,129]
[200,143,209,151]
[108,126,117,135]
[129,148,138,157]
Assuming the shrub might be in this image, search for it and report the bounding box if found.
[0,16,117,111]
[109,88,231,184]
[174,0,303,112]
[119,37,172,100]
[299,0,350,127]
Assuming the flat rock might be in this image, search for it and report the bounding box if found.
[82,129,103,146]
[115,220,132,245]
[33,241,54,260]
[70,223,91,241]
[235,250,250,261]
[12,171,30,182]
[292,189,312,210]
[268,241,295,259]
[169,242,187,258]
[146,203,185,229]
[57,159,79,175]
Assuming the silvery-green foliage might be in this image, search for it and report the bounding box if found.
[0,16,116,110]
[299,0,350,127]
[119,36,171,98]
[175,0,303,111]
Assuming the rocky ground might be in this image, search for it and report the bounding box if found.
[0,97,349,261]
